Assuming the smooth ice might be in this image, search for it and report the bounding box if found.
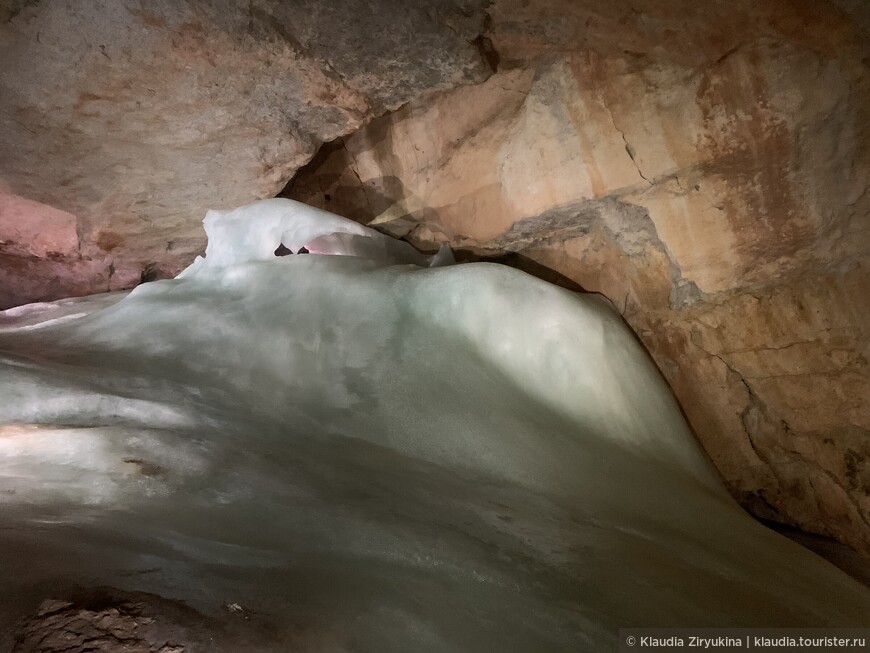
[0,199,867,650]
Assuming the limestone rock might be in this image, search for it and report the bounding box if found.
[0,0,493,308]
[9,588,254,652]
[287,0,870,553]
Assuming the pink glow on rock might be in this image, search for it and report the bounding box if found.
[0,193,79,258]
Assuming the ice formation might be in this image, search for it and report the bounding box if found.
[0,199,867,650]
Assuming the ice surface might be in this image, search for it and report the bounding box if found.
[0,291,126,331]
[0,199,867,649]
[179,198,453,277]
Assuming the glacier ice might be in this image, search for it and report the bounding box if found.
[0,198,867,649]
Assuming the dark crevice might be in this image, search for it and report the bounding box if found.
[274,244,309,256]
[712,42,743,67]
[473,34,500,73]
[278,138,346,200]
[138,263,161,284]
[452,249,587,294]
[759,518,870,588]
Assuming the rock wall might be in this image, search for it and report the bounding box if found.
[286,0,870,553]
[0,0,493,307]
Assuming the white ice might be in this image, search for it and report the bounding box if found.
[0,199,867,650]
[179,198,454,276]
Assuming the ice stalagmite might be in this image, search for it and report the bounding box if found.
[0,199,867,651]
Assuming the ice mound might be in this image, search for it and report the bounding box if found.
[0,200,867,650]
[179,198,454,276]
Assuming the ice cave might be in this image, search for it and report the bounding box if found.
[1,0,869,651]
[0,199,867,650]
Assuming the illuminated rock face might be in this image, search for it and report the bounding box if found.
[285,1,870,553]
[0,0,492,308]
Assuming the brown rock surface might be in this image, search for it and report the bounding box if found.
[286,0,870,553]
[8,587,304,652]
[0,0,493,308]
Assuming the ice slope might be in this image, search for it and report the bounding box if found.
[0,199,867,650]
